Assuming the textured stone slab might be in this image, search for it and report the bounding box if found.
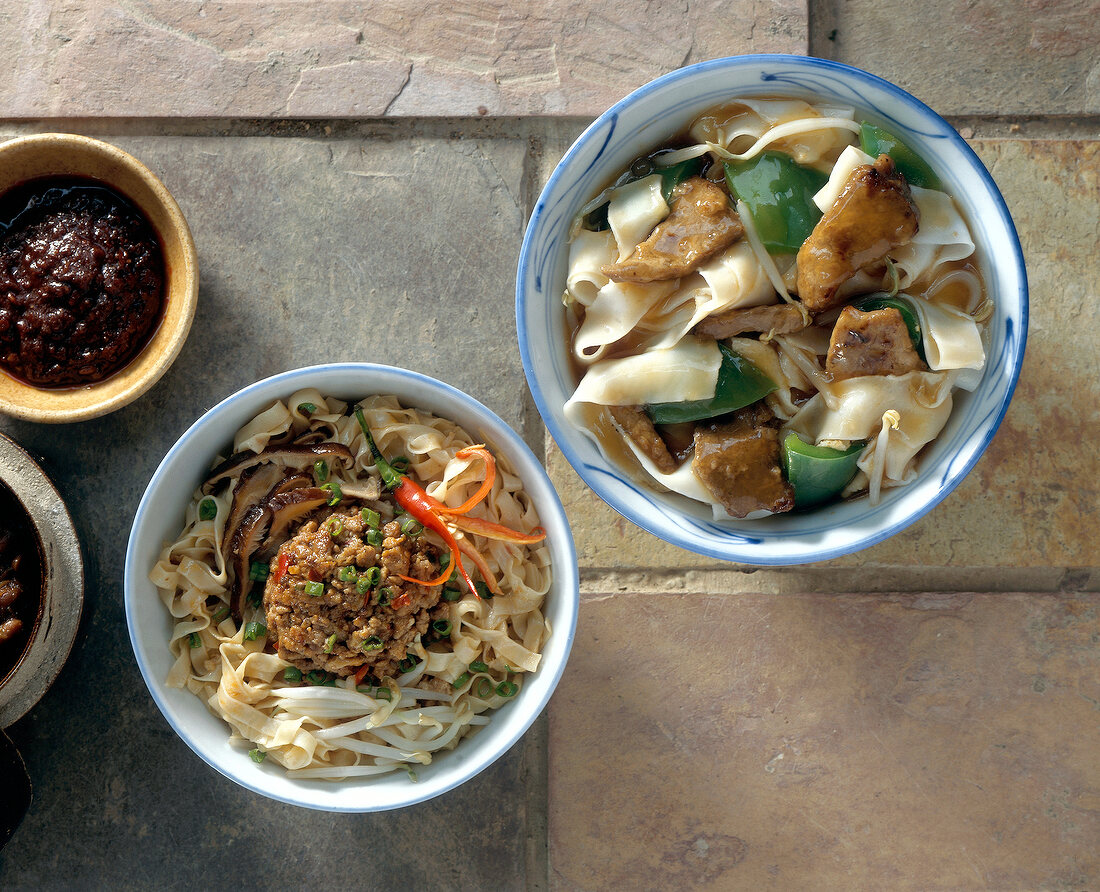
[0,1,806,118]
[823,0,1100,116]
[548,590,1100,889]
[547,139,1100,571]
[0,128,537,888]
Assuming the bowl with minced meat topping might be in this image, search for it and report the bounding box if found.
[125,363,578,811]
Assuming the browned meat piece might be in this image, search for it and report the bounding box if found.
[691,403,794,518]
[603,177,744,282]
[694,302,807,339]
[609,405,678,473]
[826,306,926,381]
[796,155,918,314]
[263,505,446,679]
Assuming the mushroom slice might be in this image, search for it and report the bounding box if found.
[203,442,354,493]
[222,463,287,551]
[337,477,382,501]
[227,504,273,622]
[263,488,330,550]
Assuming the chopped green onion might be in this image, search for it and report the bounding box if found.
[362,566,381,587]
[366,529,383,548]
[212,606,230,622]
[452,672,471,690]
[361,507,381,529]
[304,581,325,597]
[475,581,492,600]
[406,766,418,782]
[398,654,420,673]
[441,587,463,602]
[243,621,267,641]
[188,632,202,649]
[469,660,489,673]
[338,566,358,582]
[323,633,337,653]
[305,669,331,685]
[249,748,266,764]
[475,677,494,698]
[361,635,383,651]
[246,585,264,609]
[298,401,317,416]
[323,515,344,537]
[374,687,392,702]
[376,587,393,606]
[432,619,452,637]
[314,459,329,482]
[391,456,410,473]
[496,680,518,697]
[399,515,424,537]
[321,480,342,506]
[198,498,217,521]
[249,560,270,582]
[282,667,302,683]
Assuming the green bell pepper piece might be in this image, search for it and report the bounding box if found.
[646,342,776,425]
[858,123,942,190]
[853,295,926,363]
[724,151,829,253]
[585,155,706,231]
[781,433,865,509]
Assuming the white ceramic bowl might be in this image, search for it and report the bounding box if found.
[124,363,578,811]
[516,55,1027,565]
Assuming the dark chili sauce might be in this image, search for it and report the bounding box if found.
[0,482,44,685]
[0,176,165,388]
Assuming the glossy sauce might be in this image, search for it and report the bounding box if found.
[0,483,44,685]
[0,177,165,388]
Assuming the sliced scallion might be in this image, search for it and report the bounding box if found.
[391,456,410,473]
[249,748,266,764]
[475,581,492,600]
[321,480,342,506]
[243,621,267,641]
[304,581,325,597]
[188,632,202,649]
[249,560,270,582]
[338,566,358,582]
[475,678,494,699]
[323,633,337,653]
[314,459,329,482]
[374,687,392,702]
[469,660,489,673]
[361,507,380,529]
[376,587,392,606]
[452,672,471,690]
[366,529,383,548]
[282,666,302,683]
[441,587,462,602]
[496,680,518,698]
[431,619,452,637]
[361,635,383,651]
[198,498,217,521]
[298,401,317,416]
[399,515,423,537]
[212,606,230,622]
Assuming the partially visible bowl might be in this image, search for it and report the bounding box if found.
[124,363,578,811]
[0,433,83,727]
[516,54,1027,565]
[0,133,198,423]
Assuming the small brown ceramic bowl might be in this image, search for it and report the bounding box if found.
[0,133,198,423]
[0,432,83,728]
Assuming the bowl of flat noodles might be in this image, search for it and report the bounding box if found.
[517,55,1027,564]
[124,363,577,810]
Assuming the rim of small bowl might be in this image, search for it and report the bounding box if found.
[0,133,199,423]
[124,362,578,811]
[516,54,1028,566]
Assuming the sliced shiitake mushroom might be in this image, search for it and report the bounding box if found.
[227,504,273,622]
[203,442,353,493]
[263,488,330,549]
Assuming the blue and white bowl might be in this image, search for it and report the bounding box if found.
[516,55,1027,565]
[124,363,578,811]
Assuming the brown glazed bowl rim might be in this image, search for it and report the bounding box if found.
[0,432,83,727]
[0,133,199,423]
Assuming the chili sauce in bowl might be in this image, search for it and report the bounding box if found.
[0,177,165,388]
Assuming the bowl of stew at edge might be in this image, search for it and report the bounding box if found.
[124,363,579,811]
[515,54,1027,565]
[0,133,198,423]
[0,432,84,728]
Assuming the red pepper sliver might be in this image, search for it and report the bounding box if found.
[354,663,371,686]
[449,514,546,545]
[273,552,289,583]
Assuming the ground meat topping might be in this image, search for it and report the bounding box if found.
[262,505,447,679]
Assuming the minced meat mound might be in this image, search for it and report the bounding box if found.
[263,505,448,679]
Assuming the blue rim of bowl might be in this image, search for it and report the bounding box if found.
[516,54,1028,565]
[124,362,579,810]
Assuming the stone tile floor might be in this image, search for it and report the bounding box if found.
[0,2,1097,890]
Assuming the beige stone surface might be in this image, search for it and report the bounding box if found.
[548,139,1100,571]
[0,1,806,118]
[548,590,1100,889]
[825,0,1100,116]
